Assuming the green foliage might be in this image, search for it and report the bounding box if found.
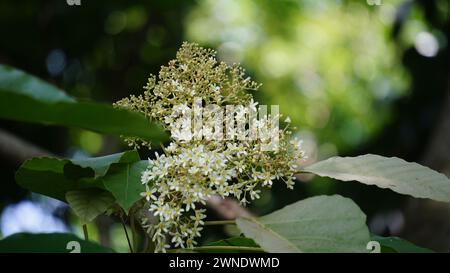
[0,64,167,143]
[372,235,433,253]
[236,195,370,253]
[0,233,114,253]
[70,150,140,178]
[186,0,409,152]
[66,189,115,222]
[15,151,140,202]
[16,150,146,222]
[103,160,149,212]
[304,154,450,202]
[16,157,86,202]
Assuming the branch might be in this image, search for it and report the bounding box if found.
[206,195,254,219]
[0,128,53,167]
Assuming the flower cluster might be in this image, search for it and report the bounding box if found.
[115,42,306,252]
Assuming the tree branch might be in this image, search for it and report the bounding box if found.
[0,128,54,167]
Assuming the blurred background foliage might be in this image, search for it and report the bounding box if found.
[0,0,449,251]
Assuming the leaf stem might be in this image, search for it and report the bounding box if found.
[130,212,139,252]
[169,246,265,253]
[82,224,89,241]
[204,220,236,226]
[121,219,134,253]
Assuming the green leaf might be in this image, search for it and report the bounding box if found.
[0,64,75,103]
[0,233,114,253]
[16,157,79,201]
[236,195,370,253]
[0,64,167,142]
[103,160,149,212]
[15,151,140,202]
[207,237,260,247]
[303,154,450,202]
[71,150,140,178]
[66,188,115,222]
[371,235,433,253]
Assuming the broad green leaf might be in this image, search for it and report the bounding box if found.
[16,157,80,201]
[103,160,149,212]
[371,235,433,253]
[0,233,114,253]
[66,188,115,222]
[71,150,140,178]
[0,64,167,142]
[15,151,140,202]
[0,64,74,103]
[236,195,370,253]
[303,154,450,202]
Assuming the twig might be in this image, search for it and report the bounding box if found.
[204,220,236,226]
[0,128,53,166]
[168,246,265,253]
[82,224,89,241]
[121,217,134,253]
[206,195,254,220]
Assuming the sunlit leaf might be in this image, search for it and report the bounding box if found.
[0,64,167,142]
[303,154,450,202]
[236,195,370,253]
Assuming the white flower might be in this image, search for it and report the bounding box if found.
[140,185,156,201]
[165,142,178,153]
[248,98,258,112]
[258,171,275,187]
[188,166,200,174]
[172,80,184,92]
[211,84,221,93]
[141,169,152,184]
[190,209,206,226]
[250,189,261,200]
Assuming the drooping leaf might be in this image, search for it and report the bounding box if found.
[71,150,140,178]
[15,151,140,202]
[303,154,450,202]
[0,64,167,142]
[16,157,80,201]
[236,195,370,253]
[0,64,75,103]
[102,160,149,212]
[66,188,115,222]
[0,233,114,253]
[371,235,433,253]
